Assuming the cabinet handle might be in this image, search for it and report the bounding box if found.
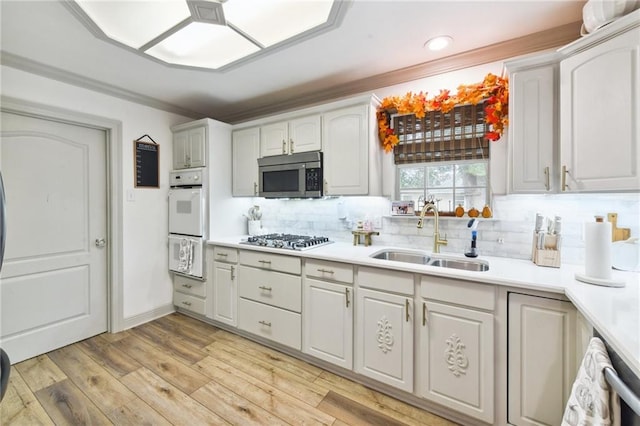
[405,299,410,322]
[181,284,193,289]
[181,301,192,306]
[345,288,350,308]
[422,302,427,326]
[562,165,570,191]
[216,252,228,257]
[544,166,550,191]
[254,182,258,196]
[259,320,272,327]
[258,260,272,266]
[317,268,334,274]
[282,139,286,154]
[230,266,235,280]
[290,139,294,153]
[258,285,272,291]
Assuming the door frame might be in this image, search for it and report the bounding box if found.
[1,95,124,332]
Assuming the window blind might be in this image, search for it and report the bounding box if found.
[392,103,489,164]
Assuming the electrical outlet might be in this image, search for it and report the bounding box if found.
[127,189,135,202]
[373,216,382,229]
[497,237,504,244]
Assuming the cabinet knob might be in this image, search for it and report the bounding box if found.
[405,299,410,322]
[282,139,286,154]
[254,182,258,196]
[258,285,272,291]
[422,302,428,326]
[181,301,192,306]
[230,266,235,280]
[317,268,334,274]
[290,138,294,153]
[345,288,350,308]
[181,284,193,289]
[562,165,570,191]
[544,166,550,191]
[258,320,272,327]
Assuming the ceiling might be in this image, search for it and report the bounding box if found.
[0,1,585,124]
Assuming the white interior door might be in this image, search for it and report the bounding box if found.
[0,111,108,363]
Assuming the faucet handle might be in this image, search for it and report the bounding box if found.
[443,233,448,242]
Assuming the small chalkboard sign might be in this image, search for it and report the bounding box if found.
[134,135,159,188]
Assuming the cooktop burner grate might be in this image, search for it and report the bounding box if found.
[240,233,333,250]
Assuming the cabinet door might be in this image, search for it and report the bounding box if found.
[187,126,206,168]
[509,65,556,193]
[418,301,494,423]
[508,293,577,426]
[173,129,188,169]
[289,115,321,154]
[355,287,413,392]
[303,278,352,369]
[260,121,288,157]
[232,127,260,196]
[212,261,237,326]
[322,104,369,195]
[560,28,640,191]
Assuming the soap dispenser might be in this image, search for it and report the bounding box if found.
[465,218,479,258]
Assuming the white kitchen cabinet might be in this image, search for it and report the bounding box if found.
[232,127,260,196]
[211,246,238,326]
[173,126,206,169]
[322,100,381,196]
[237,250,302,350]
[559,24,640,192]
[505,53,558,193]
[418,276,495,423]
[173,274,207,316]
[260,115,321,157]
[303,259,354,369]
[355,267,414,392]
[508,292,577,426]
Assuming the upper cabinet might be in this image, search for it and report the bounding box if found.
[260,114,321,157]
[559,23,640,192]
[173,126,206,169]
[322,98,382,196]
[232,127,260,197]
[505,52,559,193]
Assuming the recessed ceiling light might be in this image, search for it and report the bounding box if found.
[424,35,453,51]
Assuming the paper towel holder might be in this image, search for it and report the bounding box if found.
[575,273,625,287]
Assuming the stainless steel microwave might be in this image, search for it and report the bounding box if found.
[258,152,323,198]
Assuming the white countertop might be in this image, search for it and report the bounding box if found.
[209,237,640,377]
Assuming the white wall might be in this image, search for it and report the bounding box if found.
[0,65,193,322]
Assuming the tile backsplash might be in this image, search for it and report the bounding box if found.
[252,193,639,265]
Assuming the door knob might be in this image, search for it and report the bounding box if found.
[95,238,106,247]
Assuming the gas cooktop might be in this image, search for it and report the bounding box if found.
[240,233,333,251]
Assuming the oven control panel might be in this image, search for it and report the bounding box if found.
[305,168,322,192]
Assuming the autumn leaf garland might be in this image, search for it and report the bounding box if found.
[377,73,509,153]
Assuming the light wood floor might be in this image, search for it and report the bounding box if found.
[1,312,458,425]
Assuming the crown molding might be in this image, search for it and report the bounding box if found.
[0,51,204,119]
[220,20,582,124]
[1,20,582,125]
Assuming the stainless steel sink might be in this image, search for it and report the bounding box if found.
[428,258,490,272]
[370,250,489,271]
[370,250,431,265]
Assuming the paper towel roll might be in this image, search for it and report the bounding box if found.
[584,220,612,279]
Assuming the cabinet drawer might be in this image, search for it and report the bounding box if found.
[238,298,301,350]
[174,291,206,315]
[358,266,414,295]
[306,259,353,284]
[420,276,495,311]
[173,274,206,298]
[239,250,301,274]
[238,266,301,312]
[213,246,238,263]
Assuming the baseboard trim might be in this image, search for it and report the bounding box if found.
[122,304,176,330]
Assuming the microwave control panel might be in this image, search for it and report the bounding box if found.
[305,168,322,192]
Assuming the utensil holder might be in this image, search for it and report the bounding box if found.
[248,220,261,236]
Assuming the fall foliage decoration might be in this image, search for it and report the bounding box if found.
[377,73,509,153]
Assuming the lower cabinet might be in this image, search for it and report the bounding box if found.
[211,246,238,326]
[355,286,414,392]
[419,301,494,423]
[173,269,208,316]
[303,259,354,369]
[237,298,301,349]
[508,292,577,426]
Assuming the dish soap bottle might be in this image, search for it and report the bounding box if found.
[465,218,479,258]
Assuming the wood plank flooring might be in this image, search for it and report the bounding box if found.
[1,313,459,425]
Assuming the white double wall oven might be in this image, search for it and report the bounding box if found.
[168,168,207,279]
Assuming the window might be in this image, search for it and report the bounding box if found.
[397,161,489,212]
[392,102,490,212]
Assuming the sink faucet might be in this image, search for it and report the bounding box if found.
[417,201,448,253]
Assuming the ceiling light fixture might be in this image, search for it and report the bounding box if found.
[67,0,347,71]
[424,35,453,51]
